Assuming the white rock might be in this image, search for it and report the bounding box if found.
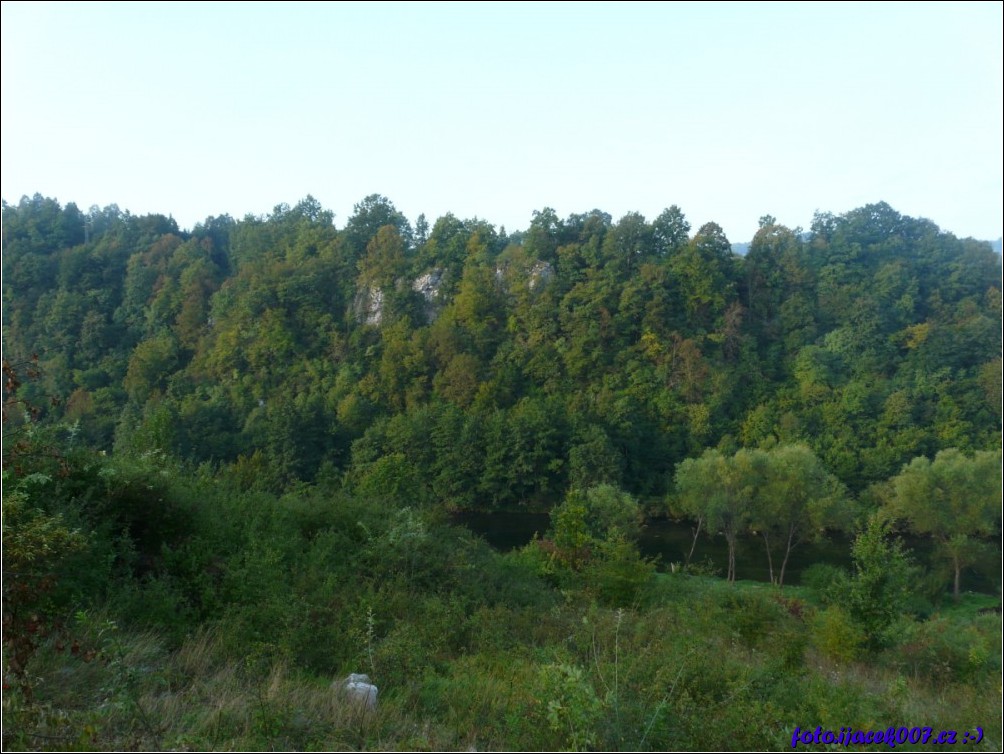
[353,287,384,326]
[528,261,554,291]
[412,269,444,301]
[334,673,378,710]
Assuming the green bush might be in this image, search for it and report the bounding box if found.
[725,590,784,647]
[583,533,657,607]
[837,515,922,648]
[889,614,1002,684]
[562,484,643,542]
[801,562,847,597]
[810,606,864,663]
[539,662,602,751]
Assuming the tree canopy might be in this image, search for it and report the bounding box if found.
[887,449,1001,599]
[2,194,999,515]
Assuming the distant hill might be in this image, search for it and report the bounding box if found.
[2,195,999,499]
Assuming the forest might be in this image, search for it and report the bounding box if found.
[2,193,1001,750]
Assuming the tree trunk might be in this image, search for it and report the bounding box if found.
[778,524,796,587]
[686,516,703,567]
[761,531,774,585]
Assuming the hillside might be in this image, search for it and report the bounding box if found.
[2,194,1000,750]
[3,194,1000,501]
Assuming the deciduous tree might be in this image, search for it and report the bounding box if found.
[887,448,1000,600]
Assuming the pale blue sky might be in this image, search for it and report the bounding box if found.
[2,1,1001,242]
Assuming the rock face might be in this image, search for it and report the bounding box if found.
[528,261,553,291]
[412,268,443,300]
[355,270,445,326]
[412,268,444,322]
[334,672,378,710]
[353,287,384,326]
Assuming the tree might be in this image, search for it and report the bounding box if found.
[652,205,690,256]
[743,222,807,344]
[357,225,407,288]
[442,253,506,359]
[550,484,643,570]
[841,514,919,647]
[602,212,653,275]
[670,222,735,333]
[123,334,179,402]
[887,448,1000,600]
[674,449,757,582]
[752,444,851,585]
[567,424,622,489]
[342,194,412,258]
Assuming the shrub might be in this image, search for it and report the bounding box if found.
[837,515,921,648]
[583,532,656,607]
[539,662,602,751]
[801,563,847,597]
[890,614,1001,684]
[810,606,864,663]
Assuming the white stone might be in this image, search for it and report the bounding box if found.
[334,673,378,710]
[412,269,443,301]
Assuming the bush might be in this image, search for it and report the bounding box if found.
[548,484,644,572]
[539,662,602,751]
[725,590,784,647]
[1,488,89,695]
[889,614,1001,684]
[837,515,922,648]
[801,563,847,597]
[810,606,864,663]
[583,533,656,607]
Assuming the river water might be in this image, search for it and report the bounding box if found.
[452,511,1001,593]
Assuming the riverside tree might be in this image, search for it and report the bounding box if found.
[887,448,1001,600]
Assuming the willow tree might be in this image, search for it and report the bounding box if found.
[675,448,758,583]
[888,448,1001,600]
[752,444,851,586]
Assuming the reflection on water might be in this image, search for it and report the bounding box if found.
[452,511,1001,594]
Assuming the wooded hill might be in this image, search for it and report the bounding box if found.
[3,194,999,505]
[3,194,1001,751]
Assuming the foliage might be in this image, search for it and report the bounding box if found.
[3,195,997,500]
[1,487,88,696]
[1,194,1000,750]
[540,662,602,751]
[886,448,1001,599]
[836,515,923,648]
[674,449,752,582]
[752,444,852,585]
[810,606,865,663]
[673,445,850,584]
[582,532,657,607]
[887,613,1001,683]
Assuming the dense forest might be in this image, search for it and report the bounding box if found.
[2,193,1001,750]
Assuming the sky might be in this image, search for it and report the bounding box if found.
[2,1,1001,243]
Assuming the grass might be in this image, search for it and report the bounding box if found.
[4,484,999,752]
[4,580,1000,752]
[936,591,1001,619]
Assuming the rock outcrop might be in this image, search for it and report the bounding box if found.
[353,287,384,326]
[412,268,445,322]
[333,672,378,710]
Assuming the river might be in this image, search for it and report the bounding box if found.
[452,511,1001,593]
